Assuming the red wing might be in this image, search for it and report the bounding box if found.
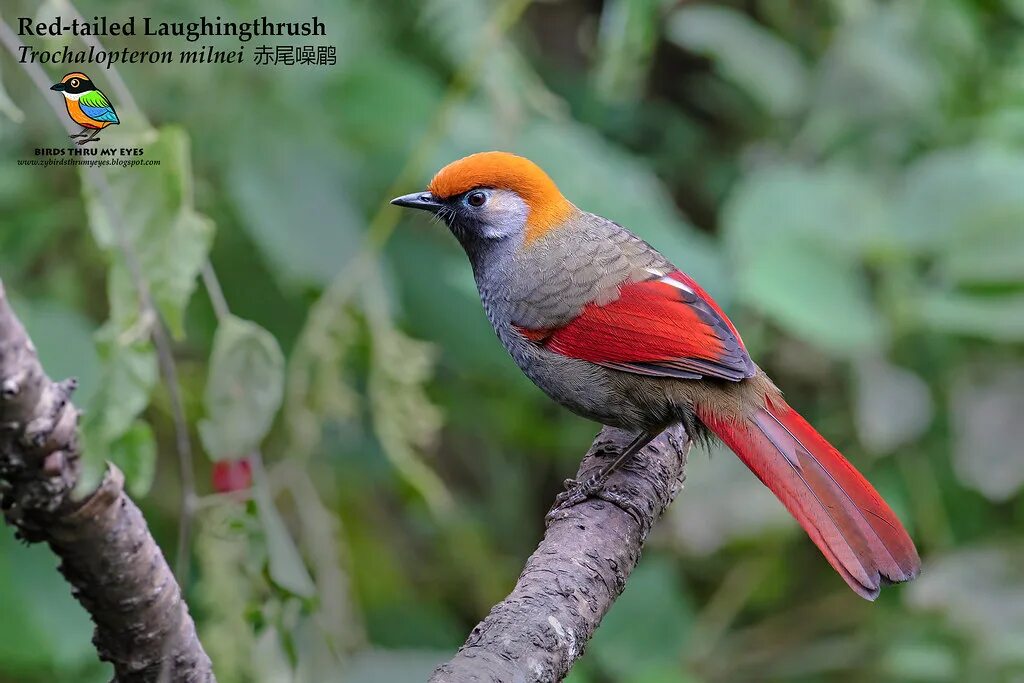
[519,271,755,382]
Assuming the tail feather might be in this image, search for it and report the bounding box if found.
[698,397,920,600]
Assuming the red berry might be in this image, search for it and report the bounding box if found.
[212,458,252,493]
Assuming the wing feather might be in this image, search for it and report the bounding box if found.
[520,270,755,382]
[79,90,119,124]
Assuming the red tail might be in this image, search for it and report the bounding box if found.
[698,397,920,600]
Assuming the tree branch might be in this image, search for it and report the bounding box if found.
[0,281,215,682]
[431,424,691,683]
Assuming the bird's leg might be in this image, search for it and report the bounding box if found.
[68,128,89,139]
[548,429,660,516]
[77,128,101,145]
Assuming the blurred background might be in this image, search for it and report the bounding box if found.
[2,0,1023,681]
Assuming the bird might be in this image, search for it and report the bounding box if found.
[392,151,921,600]
[50,72,119,145]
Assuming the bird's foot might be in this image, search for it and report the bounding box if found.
[68,133,85,139]
[545,475,640,527]
[76,137,99,146]
[544,430,659,524]
[545,473,606,523]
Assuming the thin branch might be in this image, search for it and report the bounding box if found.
[431,425,691,683]
[159,324,198,583]
[0,281,215,682]
[201,262,231,322]
[0,17,200,585]
[88,158,200,588]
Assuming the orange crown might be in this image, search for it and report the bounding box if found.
[60,72,90,83]
[428,151,574,244]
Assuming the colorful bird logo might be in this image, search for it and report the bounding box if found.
[50,72,119,145]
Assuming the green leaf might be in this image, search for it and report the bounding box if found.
[107,420,157,497]
[917,292,1024,342]
[907,544,1024,666]
[801,5,943,152]
[666,5,810,117]
[739,239,885,352]
[227,137,362,288]
[199,315,285,460]
[75,259,160,493]
[950,365,1024,502]
[334,52,445,162]
[942,219,1024,284]
[79,324,158,493]
[83,319,158,443]
[105,260,154,333]
[82,126,214,336]
[723,164,887,354]
[724,163,887,259]
[253,482,316,598]
[853,356,933,456]
[895,147,1024,282]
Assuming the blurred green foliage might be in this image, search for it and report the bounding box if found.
[1,0,1023,681]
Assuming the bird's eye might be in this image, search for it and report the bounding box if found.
[70,79,79,87]
[466,191,487,208]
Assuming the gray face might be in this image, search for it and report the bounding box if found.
[440,188,529,250]
[392,188,529,260]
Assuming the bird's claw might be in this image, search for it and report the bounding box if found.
[545,473,605,523]
[76,138,98,146]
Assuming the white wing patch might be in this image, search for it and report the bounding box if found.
[645,267,695,295]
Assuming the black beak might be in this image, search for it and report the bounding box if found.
[50,83,66,91]
[390,192,443,213]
